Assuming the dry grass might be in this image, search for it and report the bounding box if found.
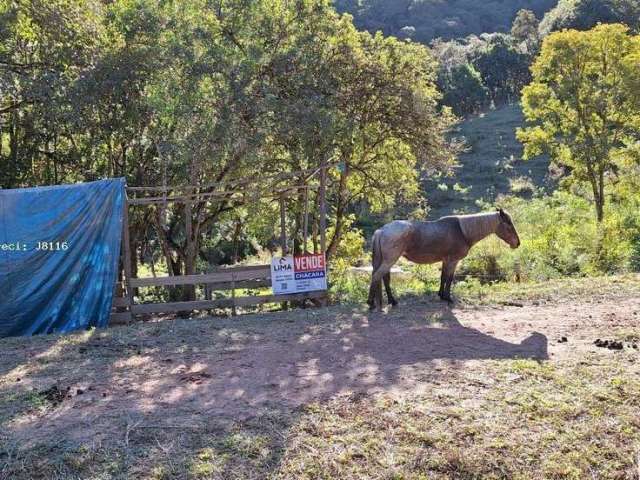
[277,358,640,480]
[1,275,639,480]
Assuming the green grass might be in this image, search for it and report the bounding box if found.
[332,263,640,307]
[276,359,640,479]
[5,363,640,479]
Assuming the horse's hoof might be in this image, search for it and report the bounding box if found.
[390,301,399,308]
[440,296,453,304]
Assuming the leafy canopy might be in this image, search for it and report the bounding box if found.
[517,23,640,221]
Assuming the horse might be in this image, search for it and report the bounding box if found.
[367,208,520,310]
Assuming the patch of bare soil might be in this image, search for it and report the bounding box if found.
[1,294,639,450]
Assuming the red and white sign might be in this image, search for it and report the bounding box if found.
[271,253,327,295]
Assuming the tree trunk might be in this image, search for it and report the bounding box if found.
[9,110,19,185]
[587,163,605,223]
[293,181,306,255]
[152,210,183,303]
[596,166,605,223]
[326,163,349,260]
[183,200,197,301]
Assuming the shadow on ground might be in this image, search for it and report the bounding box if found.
[0,299,547,478]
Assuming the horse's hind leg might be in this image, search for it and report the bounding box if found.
[368,267,384,311]
[383,272,398,307]
[368,262,395,311]
[368,231,402,311]
[367,273,378,310]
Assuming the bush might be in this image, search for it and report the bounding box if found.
[328,214,366,265]
[461,190,640,282]
[331,190,639,304]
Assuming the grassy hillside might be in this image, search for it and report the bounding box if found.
[424,104,551,218]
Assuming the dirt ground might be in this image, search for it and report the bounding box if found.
[1,278,639,478]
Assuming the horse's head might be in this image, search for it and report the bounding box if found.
[495,208,520,249]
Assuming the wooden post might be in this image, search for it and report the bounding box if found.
[319,159,327,255]
[121,193,134,324]
[184,187,194,301]
[303,186,309,254]
[318,158,328,307]
[231,271,237,317]
[279,194,289,311]
[231,219,241,317]
[279,194,288,256]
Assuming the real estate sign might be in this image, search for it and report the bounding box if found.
[271,253,327,295]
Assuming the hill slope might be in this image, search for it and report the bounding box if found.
[425,104,551,218]
[335,0,557,43]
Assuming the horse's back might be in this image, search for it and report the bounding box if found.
[403,217,469,263]
[380,220,414,235]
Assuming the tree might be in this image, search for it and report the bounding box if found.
[261,17,457,259]
[324,32,457,258]
[438,63,489,115]
[1,0,457,285]
[472,34,531,104]
[511,9,540,53]
[0,0,108,187]
[334,0,556,44]
[539,0,640,37]
[517,24,640,222]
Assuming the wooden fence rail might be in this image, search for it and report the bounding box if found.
[110,264,327,324]
[110,164,329,326]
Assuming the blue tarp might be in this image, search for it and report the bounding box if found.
[0,179,125,337]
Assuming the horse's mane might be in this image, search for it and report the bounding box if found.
[455,211,500,245]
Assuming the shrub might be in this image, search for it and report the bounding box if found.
[462,190,639,281]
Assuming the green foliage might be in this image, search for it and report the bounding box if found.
[329,261,369,304]
[0,0,455,282]
[432,33,533,114]
[339,0,640,118]
[472,34,532,104]
[511,9,540,52]
[518,24,640,222]
[438,63,488,115]
[335,0,556,43]
[326,215,365,266]
[461,190,640,282]
[539,0,640,37]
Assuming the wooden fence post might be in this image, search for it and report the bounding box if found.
[318,158,328,306]
[319,160,327,256]
[303,186,309,254]
[121,193,134,324]
[280,194,288,256]
[279,194,288,311]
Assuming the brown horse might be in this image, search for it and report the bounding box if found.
[367,208,520,310]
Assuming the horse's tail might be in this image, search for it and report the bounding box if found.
[371,229,383,273]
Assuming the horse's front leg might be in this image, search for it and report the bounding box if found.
[438,262,447,299]
[441,260,458,303]
[439,260,459,303]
